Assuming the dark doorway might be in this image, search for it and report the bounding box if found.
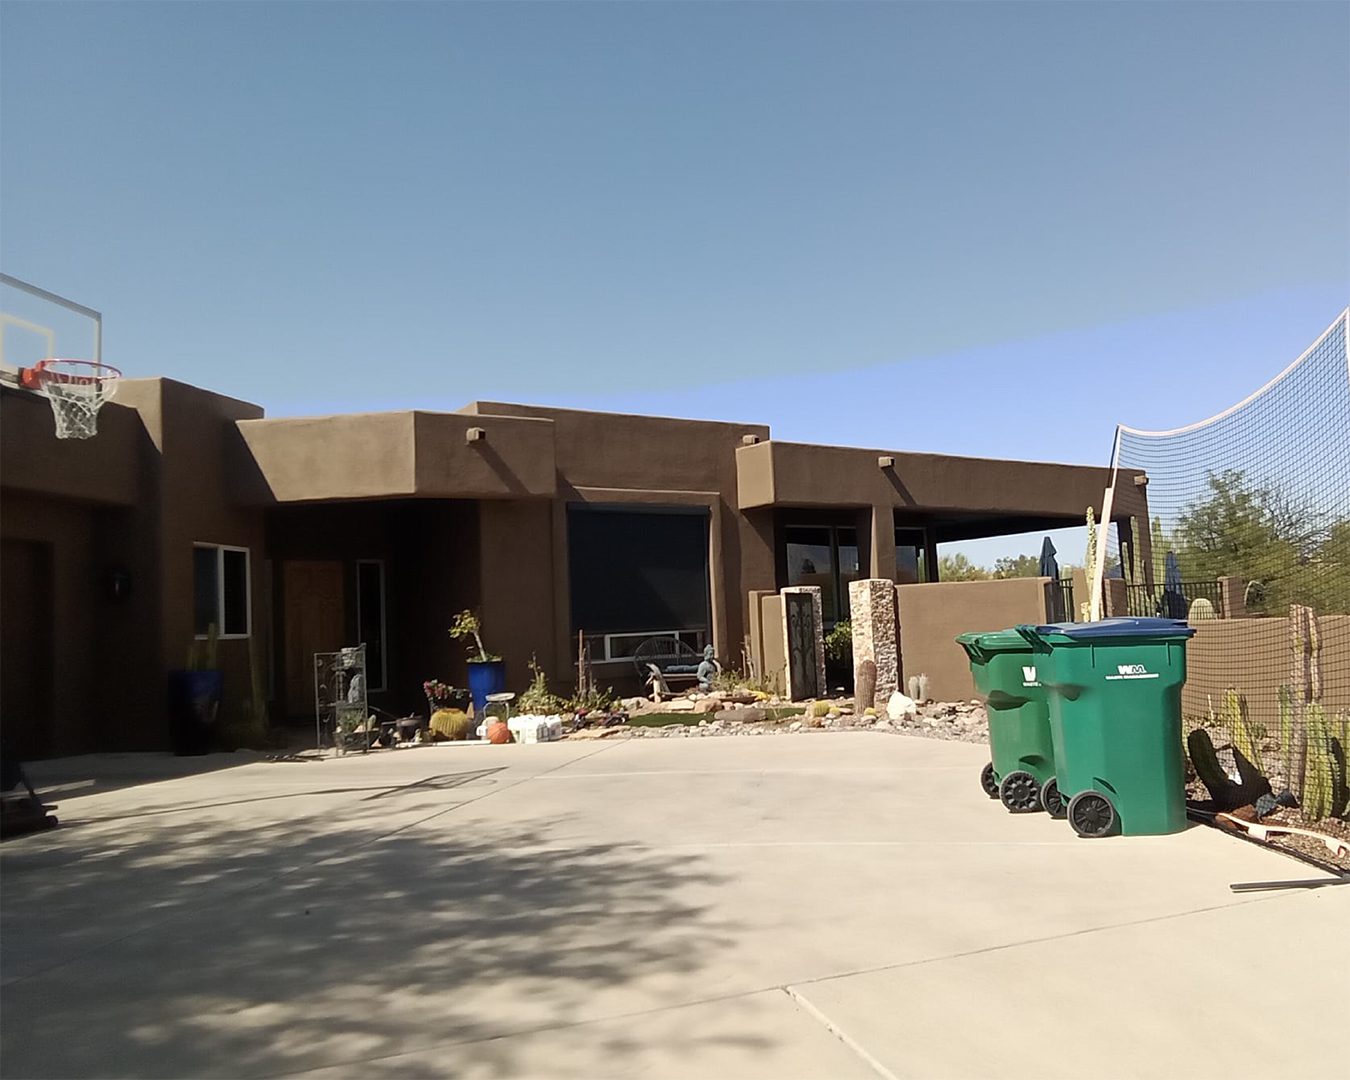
[1,540,55,760]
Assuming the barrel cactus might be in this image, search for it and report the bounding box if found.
[1188,598,1216,621]
[430,708,472,741]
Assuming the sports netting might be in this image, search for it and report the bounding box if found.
[1097,310,1349,836]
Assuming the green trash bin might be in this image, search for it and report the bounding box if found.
[956,630,1063,817]
[1016,618,1196,838]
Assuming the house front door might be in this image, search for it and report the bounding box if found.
[283,560,345,718]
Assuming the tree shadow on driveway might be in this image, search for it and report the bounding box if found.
[1,788,745,1078]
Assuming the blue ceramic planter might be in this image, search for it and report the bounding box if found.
[467,660,506,715]
[167,669,223,756]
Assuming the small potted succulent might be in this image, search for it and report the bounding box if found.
[450,609,505,715]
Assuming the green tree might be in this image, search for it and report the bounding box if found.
[992,554,1040,579]
[938,553,991,581]
[1175,470,1341,613]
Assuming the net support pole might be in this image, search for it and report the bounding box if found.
[1089,426,1123,622]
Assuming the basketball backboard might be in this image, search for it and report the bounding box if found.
[0,273,102,386]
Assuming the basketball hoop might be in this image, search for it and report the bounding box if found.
[19,359,121,439]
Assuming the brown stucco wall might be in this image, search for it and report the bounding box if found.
[895,578,1053,702]
[0,388,143,505]
[478,499,557,692]
[1184,617,1350,727]
[738,440,1117,523]
[235,410,557,504]
[463,404,777,681]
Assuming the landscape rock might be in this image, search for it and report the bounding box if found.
[717,707,765,724]
[666,698,697,712]
[887,692,918,721]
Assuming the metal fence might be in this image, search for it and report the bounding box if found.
[1125,580,1225,619]
[1047,579,1075,623]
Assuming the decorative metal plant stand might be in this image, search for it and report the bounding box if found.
[314,644,369,754]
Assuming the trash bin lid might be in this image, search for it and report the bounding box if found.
[1033,617,1195,640]
[955,629,1034,652]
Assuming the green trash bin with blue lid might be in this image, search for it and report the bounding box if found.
[955,629,1063,817]
[1015,617,1195,838]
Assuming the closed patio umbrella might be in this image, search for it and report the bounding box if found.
[1039,537,1064,620]
[1038,536,1059,580]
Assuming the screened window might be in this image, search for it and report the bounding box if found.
[193,544,251,637]
[568,506,710,642]
[356,560,387,691]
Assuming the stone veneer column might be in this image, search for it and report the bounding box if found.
[849,579,898,707]
[779,585,826,701]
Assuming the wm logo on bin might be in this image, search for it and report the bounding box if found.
[1021,666,1040,686]
[1106,663,1160,681]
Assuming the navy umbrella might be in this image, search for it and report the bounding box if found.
[1038,536,1059,580]
[1162,550,1187,618]
[1038,537,1065,619]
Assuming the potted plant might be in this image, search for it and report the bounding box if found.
[167,623,223,756]
[450,609,505,716]
[423,679,471,714]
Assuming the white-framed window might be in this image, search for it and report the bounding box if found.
[583,629,707,663]
[355,559,388,692]
[193,543,251,638]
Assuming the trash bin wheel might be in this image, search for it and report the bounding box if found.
[1068,790,1118,838]
[1040,777,1066,819]
[998,769,1042,813]
[980,762,1000,800]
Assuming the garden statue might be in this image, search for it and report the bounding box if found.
[696,645,720,691]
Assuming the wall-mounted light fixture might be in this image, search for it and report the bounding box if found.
[1134,474,1149,487]
[878,455,895,469]
[741,434,761,446]
[465,427,486,444]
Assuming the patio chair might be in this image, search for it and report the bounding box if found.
[632,637,702,700]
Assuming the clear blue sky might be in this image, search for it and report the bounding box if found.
[3,1,1347,565]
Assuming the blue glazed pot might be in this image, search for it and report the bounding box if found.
[167,669,223,756]
[467,660,506,715]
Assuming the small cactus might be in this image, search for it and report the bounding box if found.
[430,708,472,741]
[1221,689,1262,777]
[1330,736,1348,820]
[1188,598,1216,621]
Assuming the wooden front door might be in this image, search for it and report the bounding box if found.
[283,560,345,717]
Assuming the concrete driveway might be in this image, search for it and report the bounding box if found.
[2,733,1345,1079]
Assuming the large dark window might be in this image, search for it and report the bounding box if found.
[786,525,860,624]
[568,506,710,654]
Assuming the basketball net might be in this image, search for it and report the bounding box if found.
[22,359,121,439]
